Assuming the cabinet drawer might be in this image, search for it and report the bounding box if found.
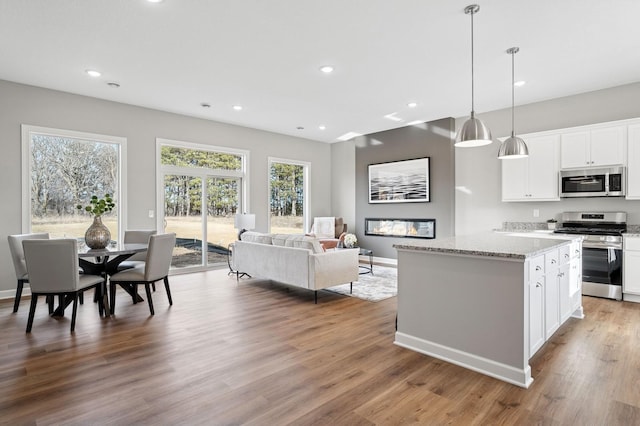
[529,254,545,279]
[559,245,571,264]
[625,237,640,251]
[545,249,560,271]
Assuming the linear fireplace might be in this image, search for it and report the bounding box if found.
[364,218,435,239]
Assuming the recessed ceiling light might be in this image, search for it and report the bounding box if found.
[514,80,526,87]
[384,113,404,122]
[297,126,305,130]
[407,102,418,108]
[201,103,211,108]
[86,69,101,77]
[147,0,164,3]
[319,65,334,74]
[319,125,326,130]
[233,105,243,111]
[107,82,120,88]
[337,132,362,141]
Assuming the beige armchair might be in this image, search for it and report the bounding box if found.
[309,217,347,249]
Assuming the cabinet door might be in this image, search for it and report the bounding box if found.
[501,156,529,201]
[529,278,545,357]
[623,250,640,295]
[561,131,590,168]
[590,126,625,167]
[559,263,572,322]
[545,273,560,338]
[527,135,560,200]
[627,125,640,199]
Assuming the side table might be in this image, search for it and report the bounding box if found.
[358,247,374,275]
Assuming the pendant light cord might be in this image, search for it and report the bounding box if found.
[511,50,515,137]
[470,8,475,116]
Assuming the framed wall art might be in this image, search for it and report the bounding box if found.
[368,157,430,203]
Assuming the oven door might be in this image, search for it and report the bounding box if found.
[582,246,622,285]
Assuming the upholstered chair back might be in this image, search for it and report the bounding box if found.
[22,239,80,293]
[8,233,50,280]
[144,233,176,282]
[124,229,157,261]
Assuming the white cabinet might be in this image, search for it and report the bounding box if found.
[627,124,640,199]
[527,240,582,357]
[544,250,560,337]
[623,235,640,301]
[502,134,560,202]
[529,254,545,356]
[560,125,626,169]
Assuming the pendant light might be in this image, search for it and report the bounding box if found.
[456,4,492,147]
[498,47,529,159]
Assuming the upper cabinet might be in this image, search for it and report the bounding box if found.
[502,134,560,202]
[560,125,626,169]
[627,124,640,199]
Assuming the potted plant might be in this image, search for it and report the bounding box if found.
[77,194,115,249]
[547,218,558,230]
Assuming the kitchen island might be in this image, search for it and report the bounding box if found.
[393,232,583,388]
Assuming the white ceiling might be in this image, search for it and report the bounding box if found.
[1,0,639,143]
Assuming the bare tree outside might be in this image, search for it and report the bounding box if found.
[30,134,119,238]
[270,161,305,234]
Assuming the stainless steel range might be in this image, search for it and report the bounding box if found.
[554,211,626,300]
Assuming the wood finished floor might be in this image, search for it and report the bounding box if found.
[1,269,640,425]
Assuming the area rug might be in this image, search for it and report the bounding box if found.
[325,265,397,302]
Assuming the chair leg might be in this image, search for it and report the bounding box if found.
[79,292,84,305]
[132,284,139,304]
[96,284,104,317]
[26,295,38,333]
[144,283,154,315]
[58,295,65,316]
[70,294,78,332]
[13,279,24,313]
[164,277,173,306]
[152,282,156,292]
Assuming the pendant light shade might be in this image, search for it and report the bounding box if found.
[498,47,529,159]
[456,4,492,148]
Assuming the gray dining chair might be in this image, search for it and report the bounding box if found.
[7,232,49,312]
[117,229,157,271]
[22,238,104,333]
[109,233,176,315]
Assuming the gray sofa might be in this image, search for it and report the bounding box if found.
[232,232,359,303]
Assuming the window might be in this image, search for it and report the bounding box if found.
[157,139,248,271]
[21,125,127,239]
[268,158,309,234]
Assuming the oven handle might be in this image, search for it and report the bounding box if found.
[582,241,623,250]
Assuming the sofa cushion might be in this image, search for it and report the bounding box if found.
[240,231,273,245]
[272,234,324,254]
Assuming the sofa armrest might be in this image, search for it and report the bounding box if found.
[308,249,359,290]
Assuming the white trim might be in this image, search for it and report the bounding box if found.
[20,124,127,241]
[394,332,533,389]
[267,157,310,233]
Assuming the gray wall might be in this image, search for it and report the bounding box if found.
[0,79,333,295]
[455,81,640,235]
[330,140,356,232]
[353,118,455,259]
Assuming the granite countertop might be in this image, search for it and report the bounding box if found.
[393,232,580,260]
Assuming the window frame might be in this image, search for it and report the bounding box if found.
[21,124,128,240]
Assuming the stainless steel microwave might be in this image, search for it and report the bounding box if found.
[560,167,626,198]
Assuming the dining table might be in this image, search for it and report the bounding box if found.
[52,242,148,317]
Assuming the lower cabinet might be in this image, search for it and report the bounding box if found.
[528,241,582,358]
[624,235,640,300]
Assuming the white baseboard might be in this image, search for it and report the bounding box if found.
[0,287,28,301]
[394,332,533,389]
[364,255,396,266]
[623,293,640,303]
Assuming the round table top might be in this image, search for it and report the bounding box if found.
[77,242,147,257]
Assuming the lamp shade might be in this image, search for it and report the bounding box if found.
[234,213,255,231]
[455,115,493,147]
[498,135,529,159]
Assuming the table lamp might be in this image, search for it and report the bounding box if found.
[234,213,255,240]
